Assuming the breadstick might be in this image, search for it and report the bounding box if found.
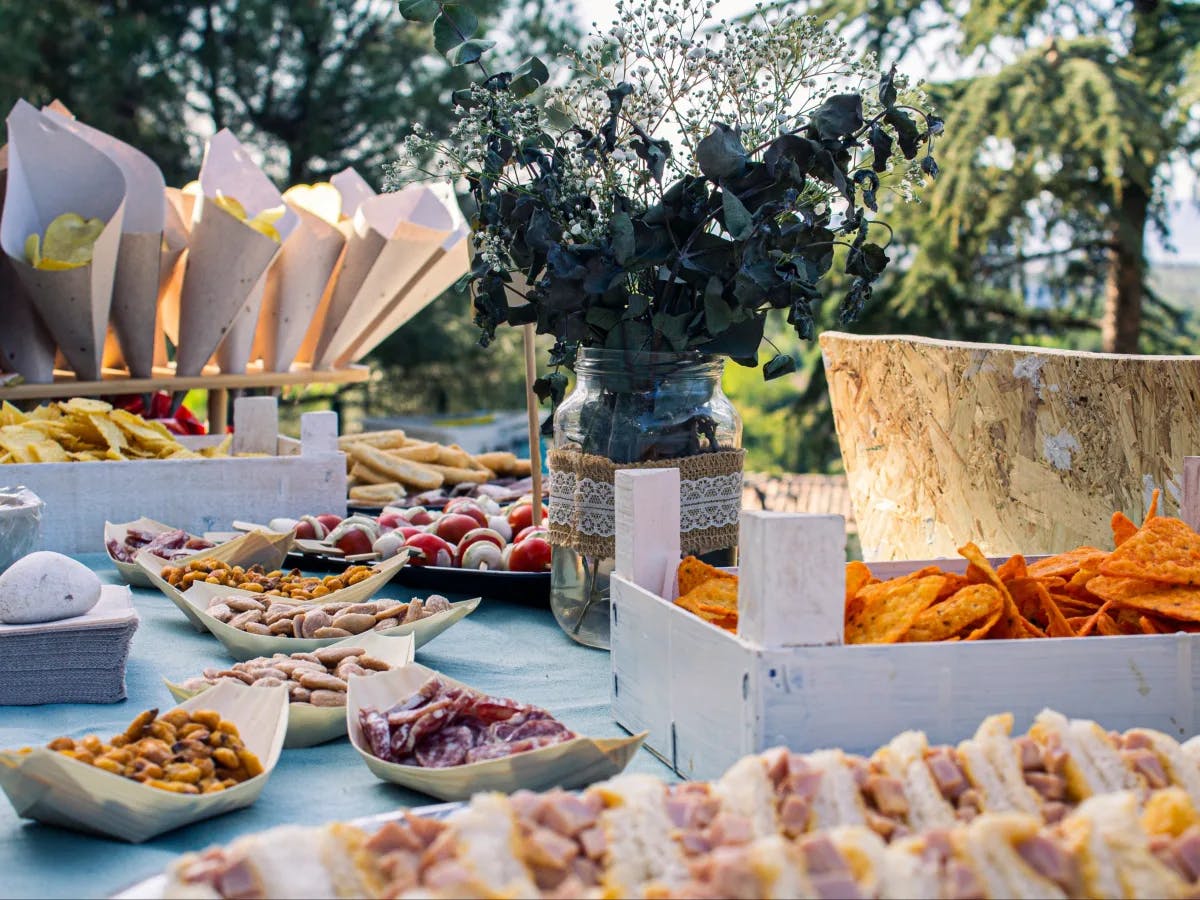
[385,442,442,463]
[337,429,407,450]
[422,463,494,485]
[436,444,476,469]
[472,451,517,475]
[351,444,444,490]
[508,458,533,477]
[349,483,404,504]
[349,461,395,485]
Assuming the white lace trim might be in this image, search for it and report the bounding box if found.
[549,470,741,538]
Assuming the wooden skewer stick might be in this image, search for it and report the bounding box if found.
[522,323,545,527]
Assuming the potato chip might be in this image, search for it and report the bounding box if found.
[213,191,248,220]
[61,398,113,414]
[935,573,971,601]
[677,555,737,597]
[25,212,106,269]
[903,584,1003,643]
[1112,511,1138,547]
[845,575,945,644]
[283,182,341,224]
[1027,547,1106,581]
[1098,517,1200,586]
[679,578,737,611]
[958,543,1024,639]
[0,402,25,427]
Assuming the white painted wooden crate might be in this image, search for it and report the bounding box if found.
[2,397,346,555]
[610,463,1200,782]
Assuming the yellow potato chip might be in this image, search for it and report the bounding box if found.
[845,560,872,604]
[27,439,70,462]
[1098,516,1200,585]
[23,233,40,267]
[40,212,104,267]
[87,413,127,451]
[61,398,113,414]
[845,574,945,644]
[213,191,248,221]
[0,402,25,427]
[283,183,341,224]
[903,584,1003,643]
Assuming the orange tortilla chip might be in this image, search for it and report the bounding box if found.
[904,584,1003,644]
[846,561,873,604]
[1140,615,1165,635]
[1112,511,1138,548]
[845,575,945,645]
[1027,547,1107,581]
[958,543,1024,639]
[1087,575,1200,623]
[935,574,971,601]
[677,555,737,596]
[1099,517,1200,586]
[996,555,1028,582]
[1147,488,1160,521]
[1007,577,1074,638]
[1077,599,1116,637]
[677,578,738,611]
[1095,613,1122,637]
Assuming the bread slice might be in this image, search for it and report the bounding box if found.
[879,834,944,900]
[1128,728,1200,808]
[1030,709,1118,799]
[827,826,888,897]
[806,749,868,830]
[445,793,537,898]
[1067,792,1189,899]
[595,774,689,895]
[958,813,1069,899]
[714,753,782,839]
[873,731,956,830]
[960,713,1041,815]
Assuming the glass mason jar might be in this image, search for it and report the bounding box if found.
[550,348,742,649]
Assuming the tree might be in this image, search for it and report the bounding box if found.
[0,1,578,185]
[805,0,1200,354]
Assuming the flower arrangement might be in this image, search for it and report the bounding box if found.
[394,0,941,422]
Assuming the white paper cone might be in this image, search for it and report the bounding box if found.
[337,224,470,366]
[313,185,456,368]
[255,204,345,372]
[175,130,296,376]
[44,103,166,377]
[212,269,270,374]
[331,166,376,219]
[0,146,55,381]
[0,101,126,381]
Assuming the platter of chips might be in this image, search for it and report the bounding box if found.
[0,399,231,464]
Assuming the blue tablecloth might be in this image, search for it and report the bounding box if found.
[0,555,674,899]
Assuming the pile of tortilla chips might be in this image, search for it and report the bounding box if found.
[0,399,230,463]
[674,556,739,632]
[674,491,1200,643]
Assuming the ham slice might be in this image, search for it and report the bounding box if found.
[1173,827,1200,882]
[1024,772,1066,801]
[1017,835,1082,896]
[926,748,968,801]
[1015,736,1043,771]
[867,774,910,818]
[1123,748,1169,789]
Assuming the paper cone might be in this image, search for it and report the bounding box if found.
[312,185,457,369]
[347,665,646,801]
[0,101,126,380]
[336,224,470,366]
[105,519,294,588]
[0,680,288,843]
[0,148,54,381]
[164,630,416,748]
[175,130,296,376]
[331,166,376,220]
[44,103,166,377]
[255,204,346,372]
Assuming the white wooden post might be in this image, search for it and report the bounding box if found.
[738,511,845,648]
[615,468,681,598]
[300,410,340,455]
[1182,457,1200,532]
[231,396,279,456]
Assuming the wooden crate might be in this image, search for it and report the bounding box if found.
[2,397,346,555]
[609,464,1200,782]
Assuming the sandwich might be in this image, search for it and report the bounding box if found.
[880,828,987,900]
[872,731,970,830]
[1028,709,1140,800]
[1057,790,1188,899]
[956,812,1076,899]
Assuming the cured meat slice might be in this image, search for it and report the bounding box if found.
[358,676,576,768]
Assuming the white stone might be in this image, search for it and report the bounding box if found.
[0,551,103,624]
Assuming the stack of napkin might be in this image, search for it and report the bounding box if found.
[0,585,139,705]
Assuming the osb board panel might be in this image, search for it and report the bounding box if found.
[819,332,1200,560]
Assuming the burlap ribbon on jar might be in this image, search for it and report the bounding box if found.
[546,447,745,558]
